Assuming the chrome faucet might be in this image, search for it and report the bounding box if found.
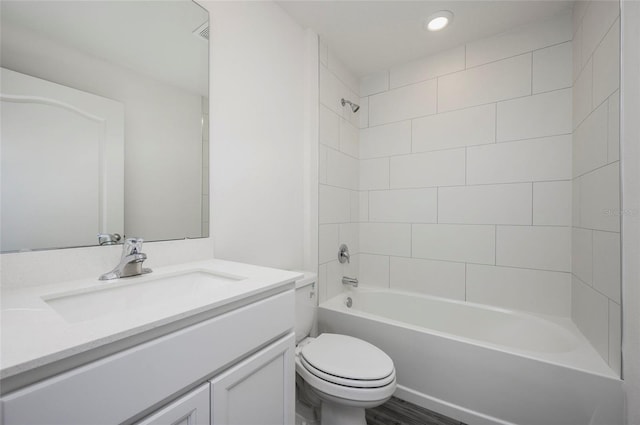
[342,276,358,287]
[99,238,152,280]
[338,244,350,264]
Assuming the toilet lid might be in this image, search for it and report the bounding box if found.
[300,334,394,381]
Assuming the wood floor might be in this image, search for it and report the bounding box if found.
[366,397,466,425]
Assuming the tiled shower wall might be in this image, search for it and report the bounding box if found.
[356,12,574,317]
[318,40,361,302]
[571,1,621,375]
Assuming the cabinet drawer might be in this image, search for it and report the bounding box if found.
[1,290,293,425]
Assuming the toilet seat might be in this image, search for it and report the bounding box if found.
[295,334,396,403]
[300,334,394,381]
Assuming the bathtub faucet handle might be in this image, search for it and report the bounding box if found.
[338,244,350,264]
[342,276,358,287]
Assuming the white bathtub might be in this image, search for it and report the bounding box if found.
[318,288,623,425]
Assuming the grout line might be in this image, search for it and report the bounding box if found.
[531,182,535,225]
[494,103,498,142]
[494,225,498,265]
[464,148,467,185]
[530,52,534,95]
[363,86,571,130]
[356,251,572,275]
[464,263,467,301]
[573,159,620,180]
[436,188,439,223]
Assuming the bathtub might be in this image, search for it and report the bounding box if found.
[318,288,623,425]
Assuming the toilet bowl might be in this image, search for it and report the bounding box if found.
[294,273,396,425]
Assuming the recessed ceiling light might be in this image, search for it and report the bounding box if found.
[425,11,453,32]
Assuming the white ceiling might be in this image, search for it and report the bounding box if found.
[1,0,209,96]
[277,0,573,77]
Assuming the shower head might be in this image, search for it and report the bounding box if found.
[341,98,360,113]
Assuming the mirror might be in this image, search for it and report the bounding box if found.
[0,0,209,252]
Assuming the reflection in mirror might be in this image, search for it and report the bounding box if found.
[0,1,209,252]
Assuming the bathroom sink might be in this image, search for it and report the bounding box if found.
[42,270,245,323]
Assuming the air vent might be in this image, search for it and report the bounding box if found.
[193,22,209,41]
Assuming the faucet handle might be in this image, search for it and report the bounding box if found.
[122,237,144,256]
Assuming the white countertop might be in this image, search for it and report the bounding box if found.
[1,259,301,381]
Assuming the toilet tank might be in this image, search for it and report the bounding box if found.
[294,272,317,344]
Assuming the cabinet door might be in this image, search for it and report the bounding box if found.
[210,333,295,425]
[136,383,209,425]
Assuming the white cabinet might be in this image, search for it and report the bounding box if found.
[136,383,210,425]
[210,334,295,425]
[1,290,295,425]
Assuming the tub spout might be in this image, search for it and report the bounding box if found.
[342,276,358,287]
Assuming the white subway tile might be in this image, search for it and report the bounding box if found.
[580,162,620,232]
[573,2,589,37]
[319,38,328,67]
[319,184,350,224]
[358,191,369,222]
[359,254,390,288]
[609,300,622,376]
[359,97,369,129]
[319,224,339,264]
[497,88,572,142]
[533,181,572,226]
[320,65,347,114]
[320,65,360,127]
[573,59,593,128]
[533,42,572,94]
[573,101,608,177]
[390,257,465,300]
[390,149,465,188]
[360,121,411,159]
[593,19,620,107]
[467,264,571,316]
[349,190,360,222]
[573,178,582,227]
[497,226,570,272]
[319,145,327,184]
[369,79,437,125]
[325,259,343,300]
[369,188,437,223]
[390,46,465,89]
[438,184,532,225]
[343,254,359,286]
[339,119,359,158]
[359,223,411,256]
[572,227,593,285]
[360,158,389,190]
[318,262,328,302]
[593,230,621,303]
[608,91,620,162]
[412,224,495,264]
[581,0,620,63]
[339,222,359,255]
[360,71,389,96]
[572,275,609,361]
[328,47,360,95]
[466,11,572,68]
[326,148,358,190]
[438,54,532,112]
[319,105,340,149]
[467,136,571,184]
[412,104,496,153]
[573,24,583,80]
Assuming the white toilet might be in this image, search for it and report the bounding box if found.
[294,272,396,425]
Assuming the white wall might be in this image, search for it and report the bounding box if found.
[621,1,640,422]
[317,40,361,301]
[1,23,204,242]
[354,12,574,318]
[203,1,308,271]
[571,0,621,375]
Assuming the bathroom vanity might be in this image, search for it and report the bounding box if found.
[0,260,300,425]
